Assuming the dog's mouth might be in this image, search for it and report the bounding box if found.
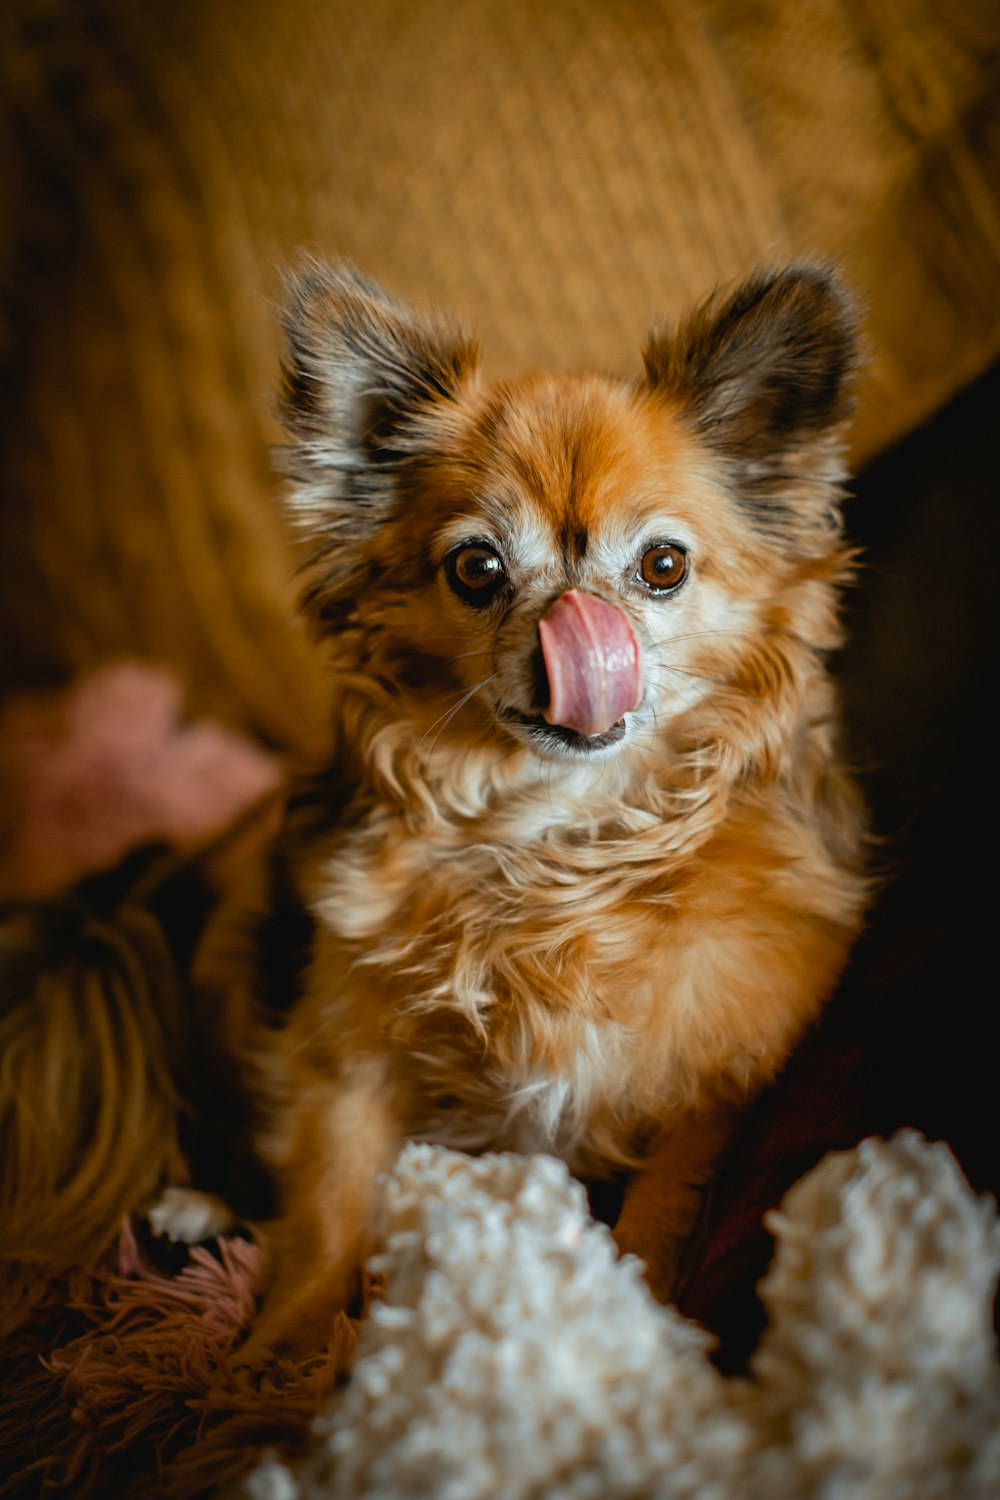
[493,590,643,759]
[500,708,629,756]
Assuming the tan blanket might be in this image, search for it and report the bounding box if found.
[2,0,999,746]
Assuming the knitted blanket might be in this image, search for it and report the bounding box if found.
[3,0,1000,746]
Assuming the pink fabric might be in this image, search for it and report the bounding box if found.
[0,663,282,901]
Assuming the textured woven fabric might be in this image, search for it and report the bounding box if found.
[2,0,999,746]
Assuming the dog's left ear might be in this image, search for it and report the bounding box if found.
[643,264,860,549]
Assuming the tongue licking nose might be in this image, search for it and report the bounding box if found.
[538,590,643,737]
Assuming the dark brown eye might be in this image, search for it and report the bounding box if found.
[445,542,507,607]
[638,543,688,593]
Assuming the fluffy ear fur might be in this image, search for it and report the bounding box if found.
[276,262,480,619]
[642,265,860,551]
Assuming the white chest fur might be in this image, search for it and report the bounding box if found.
[299,772,668,1171]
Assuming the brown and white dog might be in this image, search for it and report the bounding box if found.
[243,260,868,1354]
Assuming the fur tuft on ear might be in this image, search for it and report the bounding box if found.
[278,260,479,453]
[643,265,861,550]
[275,260,479,623]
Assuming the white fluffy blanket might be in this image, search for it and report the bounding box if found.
[239,1131,1000,1499]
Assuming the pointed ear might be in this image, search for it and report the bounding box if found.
[275,261,479,621]
[276,258,479,499]
[279,260,479,445]
[643,265,860,549]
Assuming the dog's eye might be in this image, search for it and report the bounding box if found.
[445,543,507,607]
[638,543,688,594]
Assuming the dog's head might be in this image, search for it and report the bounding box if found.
[277,262,858,770]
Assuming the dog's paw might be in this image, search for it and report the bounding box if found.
[147,1186,236,1244]
[231,1272,360,1371]
[232,1318,319,1370]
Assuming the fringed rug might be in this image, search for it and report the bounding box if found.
[0,1221,358,1499]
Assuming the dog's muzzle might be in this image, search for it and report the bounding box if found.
[538,590,643,736]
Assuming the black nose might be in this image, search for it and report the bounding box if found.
[531,646,550,711]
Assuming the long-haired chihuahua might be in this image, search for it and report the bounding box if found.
[239,260,867,1354]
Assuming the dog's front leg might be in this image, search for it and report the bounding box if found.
[612,1104,736,1303]
[241,1057,398,1359]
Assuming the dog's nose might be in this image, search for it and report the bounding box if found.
[538,590,642,736]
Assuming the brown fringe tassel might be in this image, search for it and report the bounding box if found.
[0,897,182,1335]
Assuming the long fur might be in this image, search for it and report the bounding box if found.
[242,260,868,1354]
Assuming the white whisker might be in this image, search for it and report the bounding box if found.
[657,665,727,730]
[422,673,499,761]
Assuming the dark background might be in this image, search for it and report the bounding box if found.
[680,360,1000,1366]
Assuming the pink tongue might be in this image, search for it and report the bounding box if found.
[538,590,643,736]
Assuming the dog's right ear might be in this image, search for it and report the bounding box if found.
[275,262,479,623]
[277,259,479,513]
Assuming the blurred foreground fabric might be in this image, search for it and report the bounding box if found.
[2,0,999,739]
